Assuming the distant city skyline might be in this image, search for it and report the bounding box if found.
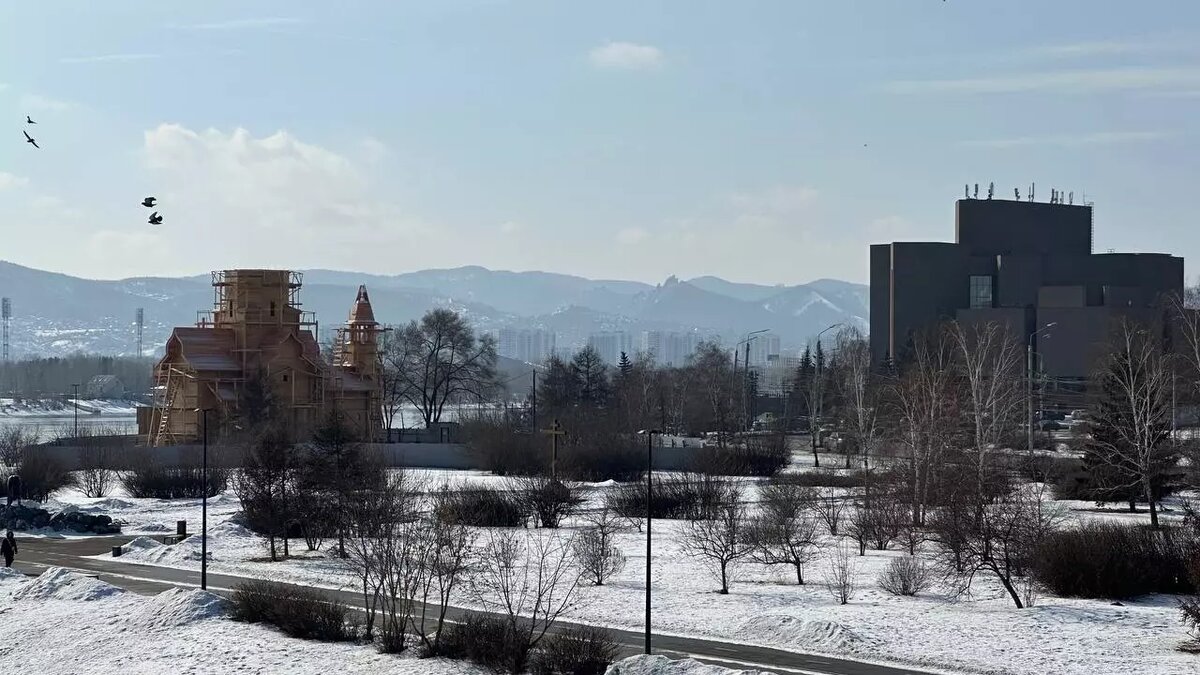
[2,1,1198,285]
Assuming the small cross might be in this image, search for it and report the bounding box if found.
[541,418,566,479]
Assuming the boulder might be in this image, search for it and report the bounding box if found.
[48,510,121,535]
[0,504,52,531]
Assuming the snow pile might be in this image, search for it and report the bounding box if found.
[125,588,228,630]
[605,655,774,675]
[735,615,877,654]
[119,537,201,565]
[13,567,124,602]
[0,567,26,585]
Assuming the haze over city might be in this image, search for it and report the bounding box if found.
[3,0,1199,284]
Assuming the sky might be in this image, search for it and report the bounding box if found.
[1,0,1199,285]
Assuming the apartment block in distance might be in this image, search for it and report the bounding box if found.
[870,195,1184,381]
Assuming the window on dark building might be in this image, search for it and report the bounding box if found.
[969,275,993,309]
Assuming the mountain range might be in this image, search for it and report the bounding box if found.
[0,261,868,360]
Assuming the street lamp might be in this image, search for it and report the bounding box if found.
[812,323,845,457]
[195,407,210,590]
[1027,322,1056,455]
[71,383,80,440]
[736,330,770,432]
[637,428,660,655]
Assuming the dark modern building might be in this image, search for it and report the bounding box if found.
[870,197,1184,380]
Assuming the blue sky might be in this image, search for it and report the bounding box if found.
[1,0,1198,284]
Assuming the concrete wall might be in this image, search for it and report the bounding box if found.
[955,199,1093,257]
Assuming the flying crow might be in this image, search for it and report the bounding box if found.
[148,212,163,225]
[142,197,157,208]
[23,130,38,148]
[26,116,35,124]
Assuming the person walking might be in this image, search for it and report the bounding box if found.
[1,530,16,568]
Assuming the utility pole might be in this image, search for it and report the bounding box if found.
[531,369,537,432]
[72,383,79,440]
[201,408,209,590]
[541,418,564,479]
[743,340,751,431]
[1026,342,1034,456]
[639,428,660,654]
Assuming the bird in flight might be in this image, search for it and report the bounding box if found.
[26,116,36,125]
[142,197,157,208]
[148,212,163,225]
[23,130,39,148]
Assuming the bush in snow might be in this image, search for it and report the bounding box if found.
[530,625,620,675]
[877,556,932,597]
[610,473,736,522]
[1033,521,1193,600]
[745,480,820,585]
[120,450,229,499]
[681,484,754,594]
[15,449,76,502]
[436,485,527,528]
[692,433,790,477]
[231,579,354,642]
[573,505,626,586]
[510,475,583,529]
[822,543,859,605]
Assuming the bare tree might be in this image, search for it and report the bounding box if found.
[833,327,883,476]
[411,493,476,652]
[1087,319,1176,528]
[0,425,38,471]
[384,309,498,427]
[681,485,754,594]
[573,503,627,586]
[377,326,409,438]
[747,481,821,584]
[930,483,1063,608]
[889,327,959,527]
[470,529,581,673]
[510,475,583,529]
[234,424,299,561]
[822,542,859,605]
[877,556,932,597]
[950,320,1025,519]
[814,486,846,536]
[77,443,116,498]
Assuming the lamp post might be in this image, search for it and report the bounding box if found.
[195,407,210,590]
[1027,322,1056,455]
[813,323,845,455]
[638,428,660,654]
[71,383,79,440]
[736,330,770,432]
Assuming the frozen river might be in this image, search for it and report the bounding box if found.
[0,415,137,442]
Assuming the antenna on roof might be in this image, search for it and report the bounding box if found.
[973,183,979,199]
[987,182,994,200]
[1051,188,1057,204]
[965,183,970,199]
[1068,191,1074,205]
[1014,187,1020,201]
[1030,183,1035,202]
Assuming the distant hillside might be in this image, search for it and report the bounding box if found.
[0,261,868,359]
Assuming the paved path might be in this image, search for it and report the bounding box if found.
[14,536,941,675]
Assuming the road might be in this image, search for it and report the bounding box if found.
[14,535,939,675]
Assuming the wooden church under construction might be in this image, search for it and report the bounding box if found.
[138,269,383,446]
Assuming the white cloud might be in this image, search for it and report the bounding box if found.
[1018,39,1172,60]
[960,130,1171,149]
[0,173,29,191]
[885,67,1200,95]
[727,185,818,215]
[499,221,525,235]
[616,227,650,245]
[186,17,305,31]
[59,53,160,64]
[20,93,75,113]
[138,124,438,271]
[588,42,664,71]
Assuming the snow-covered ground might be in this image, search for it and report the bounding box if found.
[0,566,483,674]
[41,466,1200,675]
[0,397,139,418]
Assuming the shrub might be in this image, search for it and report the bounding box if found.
[1032,522,1193,599]
[560,441,643,483]
[512,476,584,529]
[773,470,865,490]
[608,474,735,521]
[878,557,932,596]
[531,625,620,675]
[15,450,76,502]
[462,412,545,477]
[430,612,526,672]
[436,485,528,527]
[231,580,354,642]
[120,454,229,499]
[693,435,789,477]
[573,524,626,586]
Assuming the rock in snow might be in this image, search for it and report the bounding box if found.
[605,655,775,675]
